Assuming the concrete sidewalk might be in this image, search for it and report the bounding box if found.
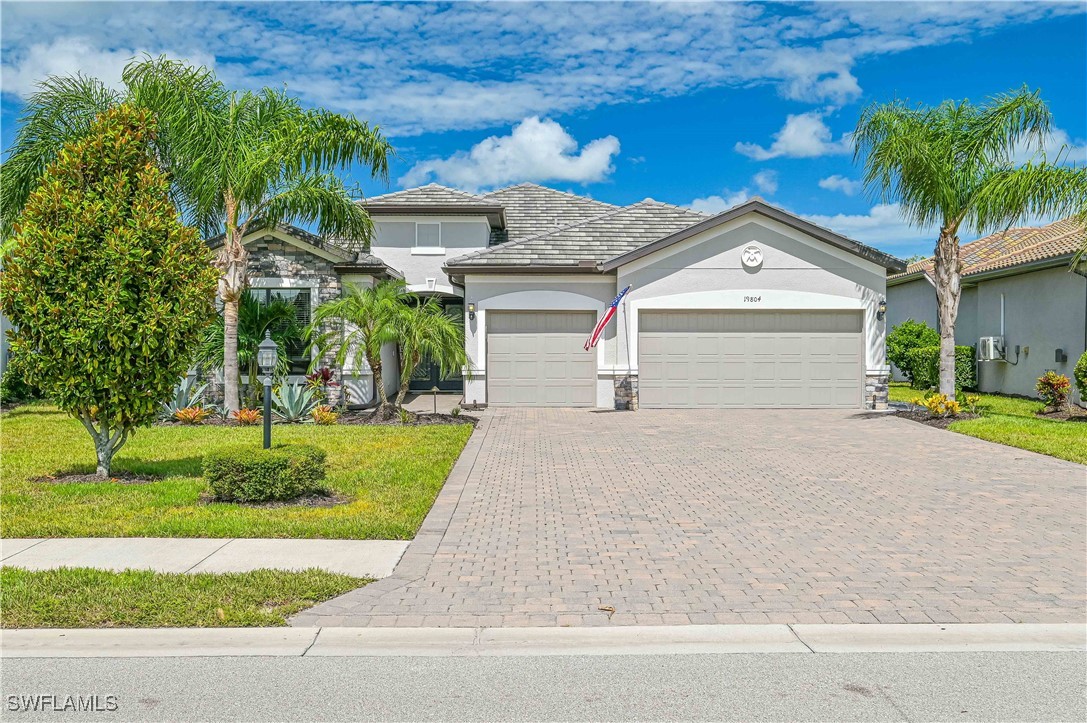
[2,623,1083,658]
[0,538,408,578]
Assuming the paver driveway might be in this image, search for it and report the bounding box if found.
[294,409,1086,627]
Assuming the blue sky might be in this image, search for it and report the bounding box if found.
[2,1,1085,258]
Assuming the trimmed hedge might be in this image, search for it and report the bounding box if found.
[203,445,327,503]
[907,345,977,391]
[887,319,939,383]
[1075,350,1087,402]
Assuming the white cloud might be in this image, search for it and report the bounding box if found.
[801,203,936,248]
[752,169,779,195]
[400,117,620,191]
[818,175,864,196]
[735,110,851,160]
[0,2,1081,135]
[687,190,752,215]
[0,36,215,97]
[1010,127,1087,165]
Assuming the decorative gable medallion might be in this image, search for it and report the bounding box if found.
[741,245,764,269]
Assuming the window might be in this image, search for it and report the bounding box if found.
[247,287,312,374]
[415,222,441,248]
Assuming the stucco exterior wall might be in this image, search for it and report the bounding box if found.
[460,275,618,407]
[971,267,1086,399]
[614,216,890,377]
[885,277,939,380]
[371,216,490,295]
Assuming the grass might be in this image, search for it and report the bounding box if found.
[0,567,366,628]
[0,404,473,539]
[889,382,1087,464]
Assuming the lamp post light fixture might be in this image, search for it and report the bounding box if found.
[257,331,279,450]
[876,298,887,322]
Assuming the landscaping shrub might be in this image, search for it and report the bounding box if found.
[1036,371,1071,410]
[887,319,939,382]
[232,408,262,425]
[203,444,327,503]
[174,406,211,425]
[0,356,41,404]
[272,382,318,422]
[1074,350,1087,402]
[907,345,977,391]
[922,392,961,418]
[310,405,339,425]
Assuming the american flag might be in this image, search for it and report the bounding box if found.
[584,285,631,350]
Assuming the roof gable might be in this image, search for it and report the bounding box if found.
[445,200,707,271]
[600,198,905,272]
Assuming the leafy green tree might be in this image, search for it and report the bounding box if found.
[308,280,406,414]
[0,106,219,477]
[886,319,939,382]
[392,299,467,408]
[198,293,304,408]
[854,87,1087,396]
[1,56,393,413]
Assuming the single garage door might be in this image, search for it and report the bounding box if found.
[487,311,596,407]
[639,310,863,408]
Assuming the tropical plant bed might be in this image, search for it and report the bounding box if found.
[0,567,367,628]
[1,404,473,539]
[894,409,981,430]
[1034,407,1087,422]
[339,410,478,426]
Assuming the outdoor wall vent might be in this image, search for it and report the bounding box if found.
[978,336,1005,362]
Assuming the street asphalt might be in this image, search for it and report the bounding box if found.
[2,651,1084,721]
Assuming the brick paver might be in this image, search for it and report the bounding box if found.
[293,409,1086,627]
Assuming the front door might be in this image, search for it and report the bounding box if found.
[408,300,464,393]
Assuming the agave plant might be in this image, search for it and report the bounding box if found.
[272,382,318,423]
[161,377,208,419]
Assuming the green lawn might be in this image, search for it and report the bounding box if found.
[0,567,365,628]
[1,405,473,539]
[889,383,1087,464]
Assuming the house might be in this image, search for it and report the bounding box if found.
[233,183,905,410]
[886,218,1087,399]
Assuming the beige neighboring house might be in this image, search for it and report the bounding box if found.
[886,218,1087,400]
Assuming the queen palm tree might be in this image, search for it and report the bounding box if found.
[308,279,407,416]
[392,298,468,408]
[853,87,1087,396]
[1,56,392,412]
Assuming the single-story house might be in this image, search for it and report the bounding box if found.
[886,218,1087,400]
[225,183,905,410]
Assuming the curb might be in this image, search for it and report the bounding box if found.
[3,623,1083,659]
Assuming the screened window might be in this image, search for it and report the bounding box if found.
[416,222,441,247]
[248,287,312,374]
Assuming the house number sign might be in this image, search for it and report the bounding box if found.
[741,245,763,268]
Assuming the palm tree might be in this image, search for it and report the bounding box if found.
[199,293,304,408]
[853,87,1087,396]
[392,298,468,408]
[0,56,393,412]
[308,280,406,415]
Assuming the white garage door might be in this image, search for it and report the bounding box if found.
[639,310,863,408]
[487,311,596,407]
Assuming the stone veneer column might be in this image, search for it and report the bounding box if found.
[614,375,639,410]
[865,371,889,410]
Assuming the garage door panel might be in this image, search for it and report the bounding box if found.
[639,310,863,409]
[488,311,595,407]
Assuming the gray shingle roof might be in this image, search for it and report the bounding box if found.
[362,183,490,206]
[446,200,708,270]
[479,183,618,242]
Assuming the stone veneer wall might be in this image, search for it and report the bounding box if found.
[865,371,889,410]
[204,239,346,406]
[614,375,638,410]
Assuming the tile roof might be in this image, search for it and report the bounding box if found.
[446,200,708,269]
[479,183,618,242]
[361,183,492,207]
[890,218,1085,281]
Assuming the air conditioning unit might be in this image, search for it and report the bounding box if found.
[978,336,1005,362]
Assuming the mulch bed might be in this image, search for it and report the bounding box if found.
[32,471,163,485]
[155,411,477,428]
[894,409,981,430]
[199,490,351,508]
[1035,407,1087,422]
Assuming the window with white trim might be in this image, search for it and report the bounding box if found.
[415,222,441,248]
[247,287,312,374]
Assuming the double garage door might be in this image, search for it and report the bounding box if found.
[639,310,864,409]
[486,309,864,408]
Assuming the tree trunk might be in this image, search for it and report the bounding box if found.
[216,226,248,414]
[79,414,129,479]
[94,433,116,479]
[394,350,416,407]
[933,226,962,397]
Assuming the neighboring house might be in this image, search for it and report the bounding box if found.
[886,218,1087,400]
[232,183,905,410]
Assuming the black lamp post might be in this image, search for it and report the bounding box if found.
[257,331,279,450]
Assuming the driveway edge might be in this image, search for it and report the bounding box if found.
[4,624,1082,658]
